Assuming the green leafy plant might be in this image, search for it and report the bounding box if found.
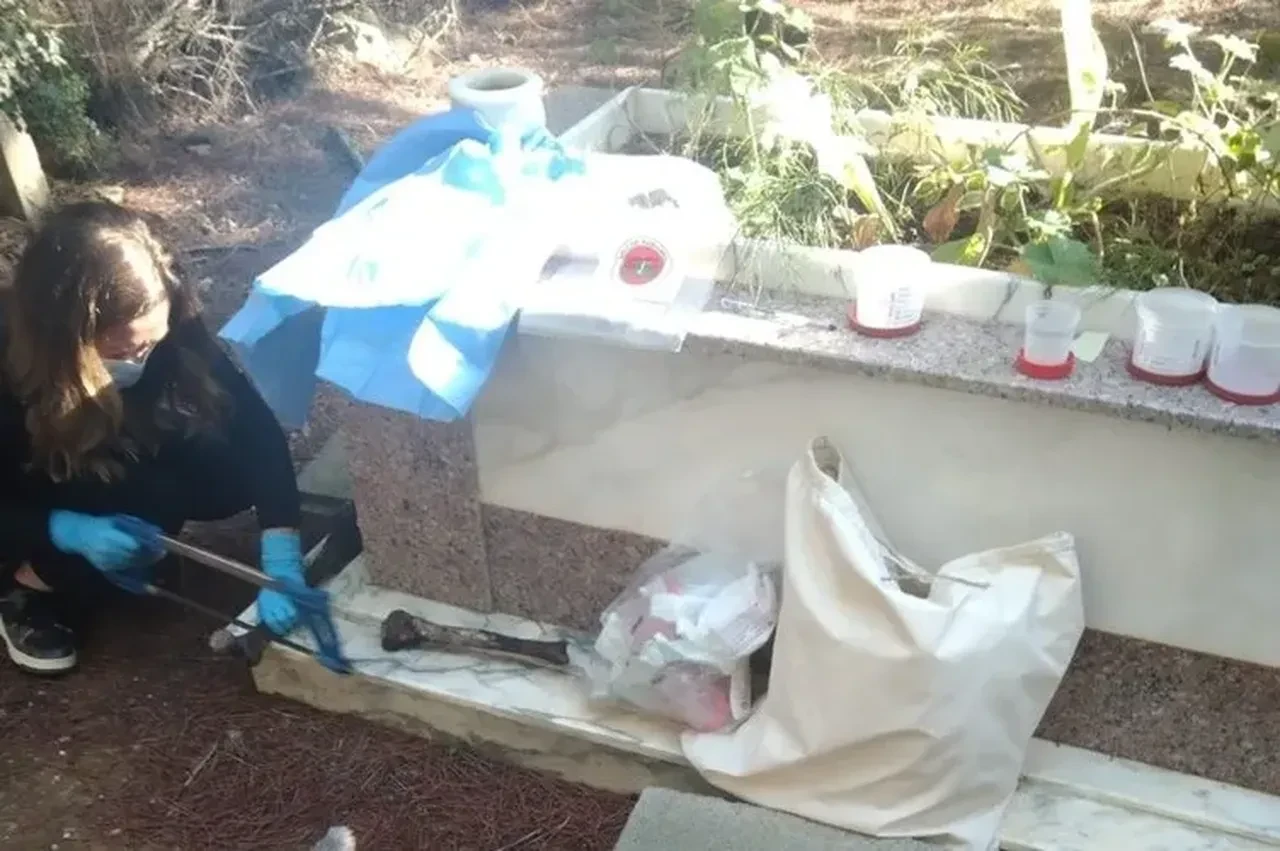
[706,135,851,247]
[666,0,899,245]
[1021,234,1100,289]
[914,146,1047,267]
[660,0,1280,305]
[668,0,814,96]
[0,0,106,175]
[14,68,109,177]
[0,0,66,118]
[1144,20,1280,205]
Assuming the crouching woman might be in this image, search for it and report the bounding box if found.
[0,202,308,675]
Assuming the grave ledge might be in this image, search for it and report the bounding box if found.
[675,286,1278,444]
[240,558,1280,851]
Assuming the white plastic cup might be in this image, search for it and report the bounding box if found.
[850,245,931,334]
[1023,300,1082,366]
[1207,304,1280,402]
[1131,288,1218,380]
[448,67,546,133]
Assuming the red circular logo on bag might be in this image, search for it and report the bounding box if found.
[615,240,669,286]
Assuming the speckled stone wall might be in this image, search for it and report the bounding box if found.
[340,398,658,627]
[482,507,664,631]
[341,400,494,611]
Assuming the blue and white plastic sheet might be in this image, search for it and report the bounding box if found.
[219,104,736,429]
[218,109,585,427]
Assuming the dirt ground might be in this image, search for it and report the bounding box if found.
[0,567,635,850]
[2,0,1279,848]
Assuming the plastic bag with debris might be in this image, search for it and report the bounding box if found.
[574,468,786,732]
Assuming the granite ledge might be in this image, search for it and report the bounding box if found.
[678,289,1280,444]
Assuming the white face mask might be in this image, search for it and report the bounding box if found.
[103,352,151,389]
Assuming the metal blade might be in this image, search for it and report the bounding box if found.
[159,534,278,590]
[144,582,322,661]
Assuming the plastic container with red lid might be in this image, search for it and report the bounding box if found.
[1015,300,1081,380]
[1128,288,1217,385]
[1206,304,1280,405]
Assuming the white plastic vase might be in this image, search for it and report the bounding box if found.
[448,67,546,135]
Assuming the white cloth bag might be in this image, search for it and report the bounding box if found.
[682,437,1085,850]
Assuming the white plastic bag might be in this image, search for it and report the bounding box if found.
[683,437,1084,850]
[518,154,734,351]
[582,546,778,733]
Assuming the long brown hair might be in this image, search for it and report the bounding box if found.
[5,201,228,481]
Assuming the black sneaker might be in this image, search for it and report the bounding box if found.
[0,586,78,675]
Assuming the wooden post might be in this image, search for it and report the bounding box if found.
[0,112,50,222]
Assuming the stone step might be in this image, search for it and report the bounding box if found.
[614,788,937,851]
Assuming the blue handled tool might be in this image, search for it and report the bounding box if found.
[157,534,352,675]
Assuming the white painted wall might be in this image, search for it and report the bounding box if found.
[472,333,1280,668]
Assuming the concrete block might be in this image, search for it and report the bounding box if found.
[614,788,940,851]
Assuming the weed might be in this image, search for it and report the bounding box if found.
[707,136,850,248]
[819,33,1024,124]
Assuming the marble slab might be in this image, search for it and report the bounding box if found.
[251,558,686,760]
[245,558,1280,851]
[340,401,493,611]
[472,328,1280,667]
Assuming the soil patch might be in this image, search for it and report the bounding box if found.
[0,560,633,851]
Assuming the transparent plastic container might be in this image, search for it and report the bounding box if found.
[1129,288,1218,385]
[1017,300,1081,380]
[1206,304,1280,404]
[848,245,931,336]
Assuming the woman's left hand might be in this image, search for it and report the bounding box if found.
[258,528,306,635]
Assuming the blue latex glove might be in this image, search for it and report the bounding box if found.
[258,529,305,635]
[105,566,151,595]
[48,511,164,578]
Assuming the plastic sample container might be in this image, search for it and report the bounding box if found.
[1206,304,1280,405]
[448,67,546,134]
[1016,300,1081,380]
[847,245,931,337]
[1128,288,1218,385]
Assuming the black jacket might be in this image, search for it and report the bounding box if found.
[0,319,300,565]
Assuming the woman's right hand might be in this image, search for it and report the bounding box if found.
[48,511,165,574]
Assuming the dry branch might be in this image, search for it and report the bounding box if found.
[54,0,460,124]
[129,0,198,70]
